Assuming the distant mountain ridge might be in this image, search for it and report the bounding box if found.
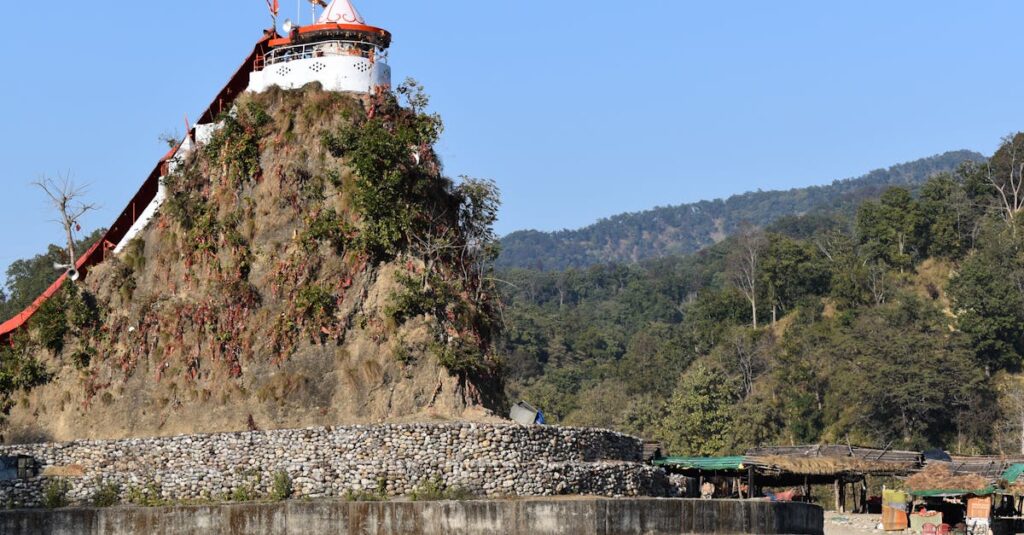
[497,150,985,270]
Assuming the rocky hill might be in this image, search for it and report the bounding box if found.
[498,150,984,270]
[1,85,505,443]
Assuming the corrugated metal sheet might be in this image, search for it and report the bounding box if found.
[653,456,746,471]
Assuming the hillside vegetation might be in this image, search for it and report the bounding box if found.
[500,134,1024,455]
[0,83,504,442]
[498,150,983,270]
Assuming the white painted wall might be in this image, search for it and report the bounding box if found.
[248,54,391,94]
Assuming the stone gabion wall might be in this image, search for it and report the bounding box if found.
[0,423,669,507]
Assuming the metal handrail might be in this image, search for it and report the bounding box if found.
[257,40,388,70]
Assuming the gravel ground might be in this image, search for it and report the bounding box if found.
[825,512,886,535]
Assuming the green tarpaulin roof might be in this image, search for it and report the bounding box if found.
[652,456,746,471]
[1001,463,1024,483]
[909,486,996,497]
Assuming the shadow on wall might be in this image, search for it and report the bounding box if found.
[2,428,55,446]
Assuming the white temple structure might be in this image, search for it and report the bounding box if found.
[248,0,392,94]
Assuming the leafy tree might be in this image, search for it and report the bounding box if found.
[920,174,973,259]
[948,222,1024,373]
[322,80,444,260]
[760,234,830,321]
[661,364,736,456]
[0,335,51,419]
[823,296,985,448]
[856,187,927,270]
[1,229,105,322]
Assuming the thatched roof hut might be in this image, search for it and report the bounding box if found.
[745,445,921,477]
[747,455,915,477]
[905,463,993,496]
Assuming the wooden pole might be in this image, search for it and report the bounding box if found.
[835,478,842,513]
[748,466,757,498]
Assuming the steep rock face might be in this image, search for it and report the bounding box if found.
[3,86,504,443]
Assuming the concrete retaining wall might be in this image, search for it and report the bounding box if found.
[0,498,824,535]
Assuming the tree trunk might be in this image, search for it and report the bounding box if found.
[1019,413,1024,455]
[65,221,76,267]
[751,297,758,329]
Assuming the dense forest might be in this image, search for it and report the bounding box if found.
[500,134,1024,456]
[498,150,984,271]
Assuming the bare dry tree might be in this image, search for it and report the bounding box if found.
[33,174,99,272]
[990,134,1024,227]
[728,223,767,329]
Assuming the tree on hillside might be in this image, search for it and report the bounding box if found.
[0,229,105,322]
[824,297,986,448]
[948,222,1024,374]
[661,364,735,456]
[33,175,98,272]
[988,133,1024,227]
[454,177,501,303]
[713,327,773,399]
[996,374,1024,455]
[856,188,926,271]
[760,234,830,321]
[920,174,974,259]
[728,224,766,328]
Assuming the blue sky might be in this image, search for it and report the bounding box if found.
[1,1,1023,283]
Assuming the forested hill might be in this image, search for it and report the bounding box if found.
[499,133,1024,455]
[498,150,984,270]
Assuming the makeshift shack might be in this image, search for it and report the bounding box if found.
[746,445,922,513]
[905,463,996,533]
[652,456,750,498]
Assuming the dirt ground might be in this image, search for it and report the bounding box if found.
[824,512,886,535]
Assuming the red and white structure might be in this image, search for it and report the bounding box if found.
[248,0,392,94]
[0,1,395,345]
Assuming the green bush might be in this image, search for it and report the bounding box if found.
[204,101,270,185]
[42,478,71,508]
[270,471,293,501]
[126,482,165,507]
[33,296,68,354]
[409,476,472,501]
[70,346,97,370]
[344,476,387,502]
[296,285,336,323]
[66,286,100,332]
[383,272,449,324]
[91,480,121,507]
[321,82,444,261]
[0,338,51,419]
[300,208,348,253]
[230,486,254,502]
[431,339,485,374]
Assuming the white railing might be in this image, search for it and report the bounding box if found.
[257,40,388,70]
